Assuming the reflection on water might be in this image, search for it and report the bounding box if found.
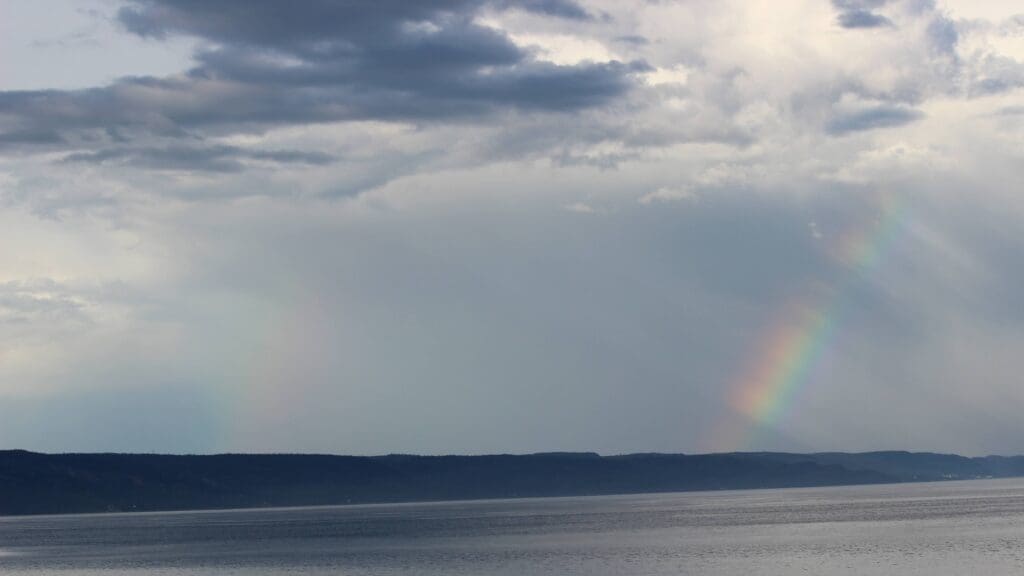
[2,478,1024,575]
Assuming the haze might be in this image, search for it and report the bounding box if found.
[1,0,1022,456]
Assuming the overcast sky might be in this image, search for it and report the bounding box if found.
[1,0,1023,456]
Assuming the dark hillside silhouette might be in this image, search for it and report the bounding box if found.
[1,450,1021,516]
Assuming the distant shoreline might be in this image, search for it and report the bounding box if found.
[15,476,1024,522]
[1,450,1022,517]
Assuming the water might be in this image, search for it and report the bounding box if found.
[3,478,1024,575]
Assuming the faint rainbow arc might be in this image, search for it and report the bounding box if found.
[714,194,906,451]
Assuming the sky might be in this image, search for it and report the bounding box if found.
[1,0,1023,456]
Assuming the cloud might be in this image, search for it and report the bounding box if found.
[838,10,893,29]
[564,201,598,213]
[0,0,639,171]
[826,105,922,135]
[61,144,335,173]
[492,0,595,20]
[832,0,893,29]
[639,186,698,204]
[0,129,65,148]
[614,34,650,46]
[0,279,90,329]
[117,0,595,42]
[926,11,959,55]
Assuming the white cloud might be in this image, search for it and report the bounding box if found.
[639,186,698,204]
[643,65,690,86]
[506,32,619,65]
[564,201,598,213]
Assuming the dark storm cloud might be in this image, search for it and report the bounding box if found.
[117,0,593,42]
[477,0,595,20]
[61,144,335,173]
[0,0,638,161]
[832,0,892,29]
[0,128,65,148]
[825,105,922,135]
[838,10,893,29]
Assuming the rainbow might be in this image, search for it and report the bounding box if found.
[711,193,905,451]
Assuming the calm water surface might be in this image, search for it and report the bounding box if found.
[3,478,1024,575]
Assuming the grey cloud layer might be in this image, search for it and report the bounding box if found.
[825,105,922,135]
[1,0,1013,184]
[0,0,642,162]
[62,144,336,173]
